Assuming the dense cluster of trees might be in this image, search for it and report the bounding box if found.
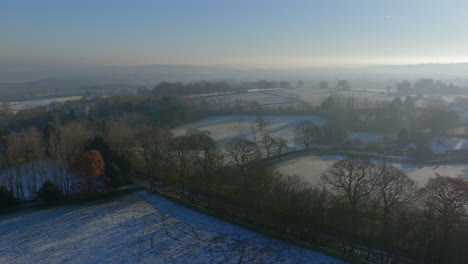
[0,113,135,203]
[314,84,463,144]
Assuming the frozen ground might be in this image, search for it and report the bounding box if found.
[8,96,83,112]
[275,154,468,187]
[0,191,345,264]
[202,91,295,105]
[200,88,400,107]
[173,115,326,149]
[173,115,383,150]
[426,138,468,154]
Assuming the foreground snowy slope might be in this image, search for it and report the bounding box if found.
[0,191,345,264]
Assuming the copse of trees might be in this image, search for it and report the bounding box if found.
[87,136,132,187]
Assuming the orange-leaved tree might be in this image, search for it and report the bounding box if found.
[69,150,109,193]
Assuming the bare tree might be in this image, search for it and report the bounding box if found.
[226,138,259,171]
[418,174,468,261]
[419,174,468,237]
[135,128,173,184]
[185,129,223,191]
[254,115,267,131]
[373,162,416,240]
[294,120,320,149]
[48,122,94,194]
[171,135,194,196]
[321,159,377,226]
[275,136,288,155]
[259,135,276,158]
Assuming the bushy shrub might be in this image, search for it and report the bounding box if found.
[38,180,62,203]
[0,186,17,208]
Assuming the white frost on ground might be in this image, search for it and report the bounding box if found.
[426,138,468,154]
[0,191,345,264]
[8,96,83,112]
[173,115,325,149]
[275,155,346,185]
[276,154,468,187]
[173,115,388,149]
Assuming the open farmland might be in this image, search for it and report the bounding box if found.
[173,115,384,149]
[0,191,344,264]
[275,154,468,187]
[173,115,326,148]
[199,88,403,107]
[8,96,83,112]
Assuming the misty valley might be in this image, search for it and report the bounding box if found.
[2,1,468,264]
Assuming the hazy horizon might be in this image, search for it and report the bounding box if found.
[3,0,468,68]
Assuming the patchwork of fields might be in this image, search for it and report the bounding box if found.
[172,115,381,149]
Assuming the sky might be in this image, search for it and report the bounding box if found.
[2,0,468,67]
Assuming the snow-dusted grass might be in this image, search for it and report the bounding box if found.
[173,115,326,149]
[9,96,83,112]
[275,155,346,186]
[426,138,468,154]
[275,154,468,187]
[0,191,345,264]
[200,91,293,105]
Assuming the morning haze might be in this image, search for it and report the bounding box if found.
[1,1,467,264]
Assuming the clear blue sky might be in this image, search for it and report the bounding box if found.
[2,0,468,67]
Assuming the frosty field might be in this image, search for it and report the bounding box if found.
[0,190,345,264]
[275,154,468,186]
[173,115,326,148]
[200,88,402,107]
[172,115,382,149]
[8,96,83,112]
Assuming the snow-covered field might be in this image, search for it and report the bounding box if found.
[199,88,401,107]
[0,190,345,264]
[173,115,384,150]
[426,138,468,154]
[201,91,295,105]
[173,115,326,149]
[275,154,468,186]
[9,96,83,112]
